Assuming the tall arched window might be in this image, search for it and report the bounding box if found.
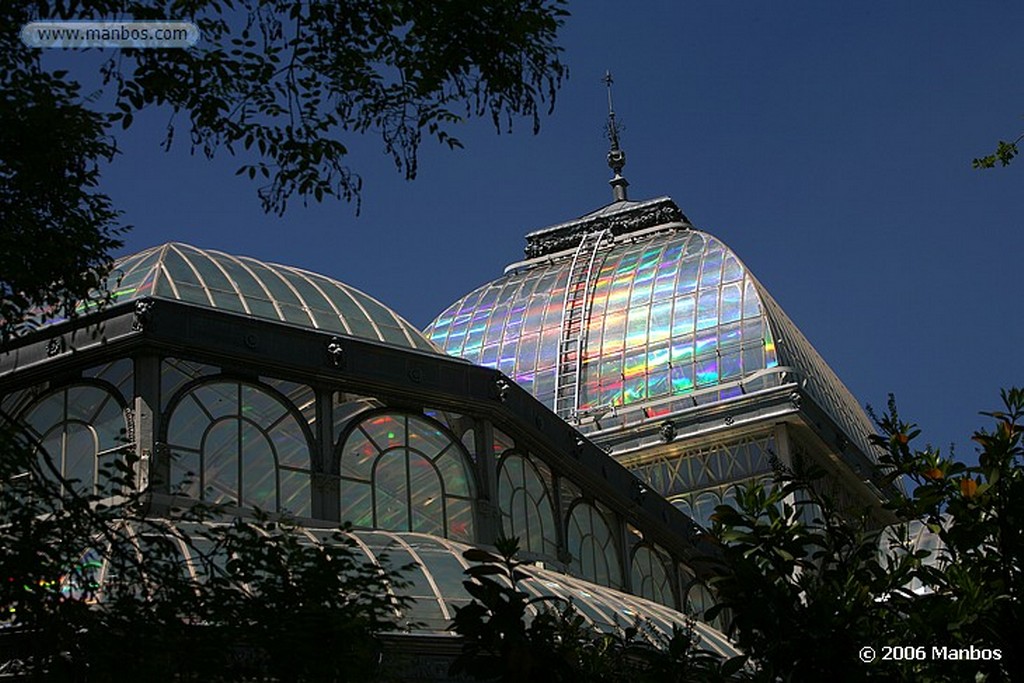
[567,501,621,589]
[339,413,475,543]
[497,452,557,558]
[165,380,312,516]
[685,581,719,627]
[19,383,128,495]
[631,544,673,607]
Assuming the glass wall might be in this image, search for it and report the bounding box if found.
[496,451,559,558]
[631,544,673,608]
[671,483,747,529]
[17,382,129,495]
[165,380,313,517]
[567,500,621,589]
[684,580,717,624]
[629,434,775,499]
[2,350,707,618]
[338,412,476,543]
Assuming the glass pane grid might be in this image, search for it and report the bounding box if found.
[41,243,439,352]
[427,230,779,416]
[629,435,776,501]
[166,380,312,513]
[19,384,129,497]
[339,411,476,541]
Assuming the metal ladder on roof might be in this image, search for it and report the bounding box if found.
[554,229,610,421]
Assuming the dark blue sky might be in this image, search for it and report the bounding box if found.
[85,2,1022,462]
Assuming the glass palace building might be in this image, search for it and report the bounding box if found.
[0,172,898,678]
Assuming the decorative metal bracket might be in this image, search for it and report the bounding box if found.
[659,420,676,444]
[326,336,345,368]
[132,299,154,331]
[493,375,511,403]
[46,336,66,357]
[631,480,649,505]
[123,406,136,446]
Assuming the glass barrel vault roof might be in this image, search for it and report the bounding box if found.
[90,523,740,658]
[103,243,438,353]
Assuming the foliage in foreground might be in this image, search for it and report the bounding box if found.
[449,389,1024,682]
[449,536,744,683]
[973,132,1023,168]
[708,388,1024,682]
[1,0,568,338]
[0,423,409,682]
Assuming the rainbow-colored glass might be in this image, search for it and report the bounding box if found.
[426,230,778,414]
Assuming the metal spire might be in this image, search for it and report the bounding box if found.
[603,71,629,202]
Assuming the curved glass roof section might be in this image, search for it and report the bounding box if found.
[102,243,438,353]
[340,529,737,654]
[755,285,880,462]
[425,229,779,416]
[87,523,739,657]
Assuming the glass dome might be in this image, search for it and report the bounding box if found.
[425,197,880,462]
[426,227,778,416]
[68,243,439,353]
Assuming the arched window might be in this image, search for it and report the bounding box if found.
[19,383,128,495]
[685,581,721,629]
[720,484,746,518]
[497,453,557,558]
[165,380,312,516]
[567,501,620,589]
[339,413,475,543]
[691,490,721,527]
[669,496,692,520]
[631,544,673,607]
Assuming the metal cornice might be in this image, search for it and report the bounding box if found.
[603,384,802,463]
[521,196,691,260]
[0,302,142,389]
